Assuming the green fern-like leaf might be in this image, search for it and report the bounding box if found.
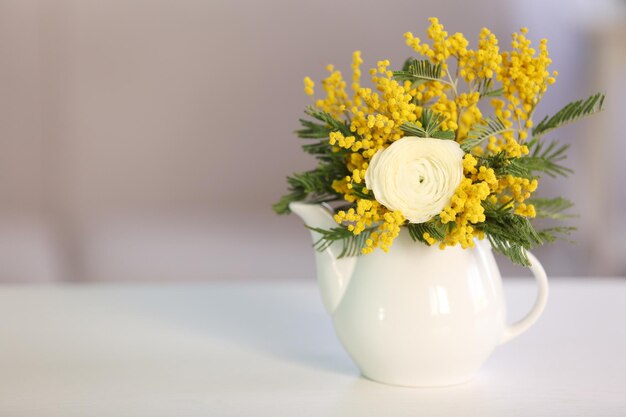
[301,140,330,155]
[487,139,572,179]
[479,201,543,266]
[307,226,376,258]
[480,151,533,179]
[400,109,455,139]
[400,122,428,137]
[400,56,414,72]
[500,159,534,179]
[537,226,576,244]
[406,219,447,244]
[420,108,445,134]
[296,119,333,139]
[528,197,575,219]
[461,117,510,152]
[297,106,353,139]
[275,107,357,214]
[532,92,605,138]
[350,183,371,200]
[272,190,308,215]
[476,78,503,98]
[273,160,348,215]
[479,151,509,171]
[522,139,572,177]
[392,59,444,88]
[485,234,533,267]
[430,130,456,139]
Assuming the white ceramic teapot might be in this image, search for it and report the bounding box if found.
[290,202,549,387]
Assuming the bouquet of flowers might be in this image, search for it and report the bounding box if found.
[274,18,604,266]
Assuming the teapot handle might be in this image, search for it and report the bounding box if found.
[500,251,549,344]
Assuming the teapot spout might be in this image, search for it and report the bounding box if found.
[289,202,356,315]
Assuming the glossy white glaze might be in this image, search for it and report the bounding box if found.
[290,202,548,387]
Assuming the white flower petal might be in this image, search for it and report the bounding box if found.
[364,137,464,223]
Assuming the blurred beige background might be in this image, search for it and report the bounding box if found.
[0,0,624,282]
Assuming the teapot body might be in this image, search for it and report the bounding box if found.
[332,229,505,386]
[289,202,548,387]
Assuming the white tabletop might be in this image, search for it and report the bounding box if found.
[0,279,624,417]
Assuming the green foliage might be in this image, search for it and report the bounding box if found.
[530,198,577,245]
[500,158,534,179]
[406,218,447,244]
[430,130,456,140]
[272,165,345,215]
[479,152,529,179]
[478,151,508,171]
[400,122,428,137]
[301,140,330,155]
[274,109,353,214]
[400,109,455,139]
[478,138,572,179]
[350,182,371,199]
[532,93,605,138]
[536,226,576,244]
[479,201,543,266]
[296,107,354,139]
[478,198,574,265]
[460,117,510,152]
[308,226,376,258]
[476,78,503,98]
[520,139,572,177]
[392,59,444,88]
[420,108,445,133]
[296,118,334,139]
[286,168,338,195]
[528,197,575,219]
[272,190,309,215]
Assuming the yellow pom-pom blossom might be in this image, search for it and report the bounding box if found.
[314,64,350,119]
[303,77,315,96]
[302,19,554,254]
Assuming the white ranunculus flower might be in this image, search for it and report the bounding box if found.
[365,137,464,224]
